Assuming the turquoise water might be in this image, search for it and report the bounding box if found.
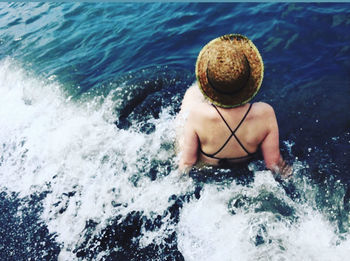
[0,3,349,260]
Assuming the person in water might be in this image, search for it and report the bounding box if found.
[177,34,291,178]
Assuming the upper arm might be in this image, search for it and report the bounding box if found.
[260,104,281,170]
[179,113,199,171]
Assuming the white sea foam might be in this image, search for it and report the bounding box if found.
[177,171,350,261]
[0,58,186,258]
[0,58,349,260]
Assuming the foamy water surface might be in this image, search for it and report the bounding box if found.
[0,2,349,260]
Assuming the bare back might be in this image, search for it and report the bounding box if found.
[178,85,280,169]
[192,100,269,164]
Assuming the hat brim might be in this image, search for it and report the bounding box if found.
[195,34,264,108]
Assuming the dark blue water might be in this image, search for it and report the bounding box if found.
[0,3,349,260]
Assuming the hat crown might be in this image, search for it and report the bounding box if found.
[207,44,250,94]
[195,34,264,108]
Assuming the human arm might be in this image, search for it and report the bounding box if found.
[178,115,199,174]
[260,104,292,178]
[177,85,203,173]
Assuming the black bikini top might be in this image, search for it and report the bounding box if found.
[199,103,256,161]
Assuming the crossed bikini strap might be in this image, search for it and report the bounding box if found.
[209,103,253,157]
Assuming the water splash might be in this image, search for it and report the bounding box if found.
[1,58,349,260]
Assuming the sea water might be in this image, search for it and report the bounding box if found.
[0,3,349,260]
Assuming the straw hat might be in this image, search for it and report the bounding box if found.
[195,34,264,108]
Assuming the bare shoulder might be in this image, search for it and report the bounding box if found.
[181,84,206,112]
[182,84,200,100]
[184,84,198,96]
[188,100,210,118]
[250,102,277,130]
[251,102,278,133]
[252,102,276,117]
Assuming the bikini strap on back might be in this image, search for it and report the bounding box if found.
[210,103,254,156]
[211,103,253,134]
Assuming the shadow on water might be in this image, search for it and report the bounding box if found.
[80,66,194,134]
